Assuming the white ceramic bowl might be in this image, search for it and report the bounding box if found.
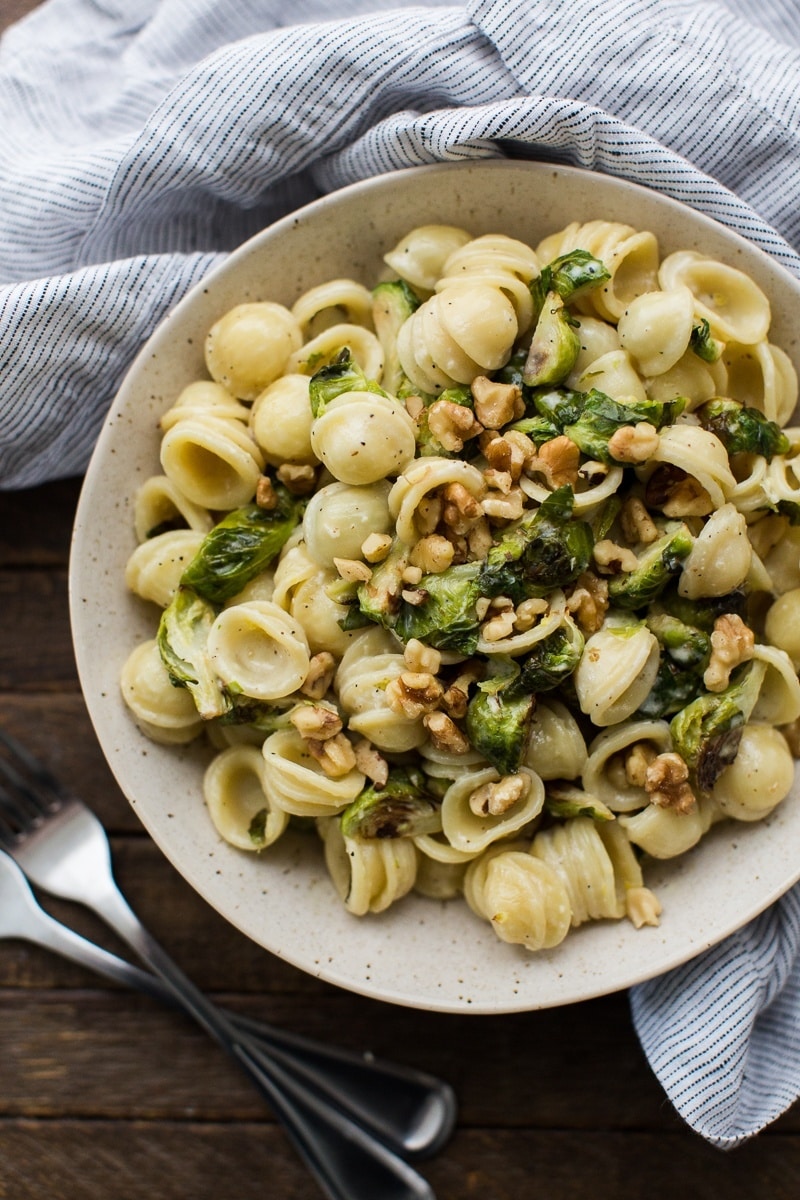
[70,160,800,1013]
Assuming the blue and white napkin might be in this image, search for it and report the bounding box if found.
[2,0,800,1148]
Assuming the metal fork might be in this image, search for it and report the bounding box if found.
[0,729,454,1200]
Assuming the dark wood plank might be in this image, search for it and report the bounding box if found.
[0,1121,798,1200]
[0,478,81,566]
[0,570,76,690]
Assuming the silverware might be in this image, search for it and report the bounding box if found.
[0,728,455,1200]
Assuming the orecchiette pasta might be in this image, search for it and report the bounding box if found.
[121,213,800,956]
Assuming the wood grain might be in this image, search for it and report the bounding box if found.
[2,0,800,1193]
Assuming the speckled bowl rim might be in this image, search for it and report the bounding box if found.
[70,160,800,1014]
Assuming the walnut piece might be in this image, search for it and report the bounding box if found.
[565,571,609,634]
[471,375,524,429]
[481,429,536,480]
[255,475,278,510]
[607,422,660,464]
[353,739,389,788]
[593,539,640,574]
[620,495,659,545]
[361,532,393,563]
[404,637,442,675]
[427,399,483,452]
[307,732,357,777]
[276,463,317,494]
[386,671,443,719]
[624,741,657,788]
[423,710,471,754]
[301,651,336,700]
[645,465,714,517]
[468,774,528,817]
[409,534,454,574]
[333,557,373,583]
[703,613,755,692]
[481,487,525,522]
[290,702,343,741]
[441,482,484,535]
[644,752,696,814]
[535,435,581,488]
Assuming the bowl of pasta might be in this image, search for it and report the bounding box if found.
[70,160,800,1013]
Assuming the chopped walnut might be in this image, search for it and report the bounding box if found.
[565,571,609,633]
[441,482,484,535]
[534,436,581,488]
[404,638,442,675]
[481,430,536,480]
[620,495,659,546]
[353,739,389,788]
[361,532,393,563]
[401,586,428,606]
[469,773,529,817]
[482,487,525,522]
[645,465,714,517]
[471,375,524,429]
[404,394,425,420]
[480,607,516,642]
[333,557,372,583]
[255,475,278,509]
[483,467,514,494]
[626,887,662,929]
[624,741,657,788]
[467,517,494,560]
[704,613,755,692]
[307,732,357,777]
[427,399,483,452]
[276,463,317,494]
[593,539,640,574]
[644,752,696,814]
[386,671,443,719]
[290,702,343,741]
[409,534,454,574]
[415,495,442,536]
[301,652,337,700]
[441,663,482,719]
[475,597,492,621]
[401,564,423,586]
[514,596,549,633]
[423,710,471,754]
[607,422,660,464]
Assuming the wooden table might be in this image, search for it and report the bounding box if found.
[2,4,800,1198]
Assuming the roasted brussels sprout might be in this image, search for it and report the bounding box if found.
[394,561,482,653]
[479,485,594,603]
[516,622,585,694]
[340,767,442,838]
[689,318,723,363]
[696,397,790,460]
[181,488,301,605]
[607,523,694,610]
[564,391,685,463]
[522,293,581,387]
[669,659,767,792]
[308,348,385,418]
[157,586,229,720]
[530,249,611,316]
[372,279,420,398]
[465,661,535,775]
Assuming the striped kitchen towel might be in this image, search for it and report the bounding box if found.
[2,0,800,1149]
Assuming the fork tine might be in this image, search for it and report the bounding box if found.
[0,728,65,818]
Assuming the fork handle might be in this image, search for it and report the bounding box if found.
[32,907,454,1160]
[91,881,437,1200]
